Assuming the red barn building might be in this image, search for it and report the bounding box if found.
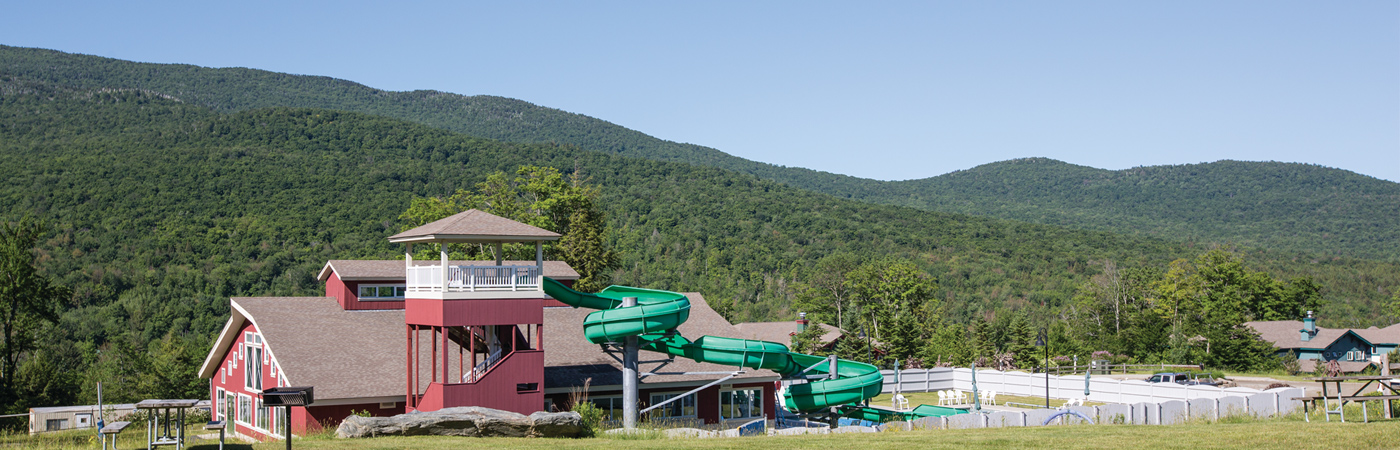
[199,210,779,441]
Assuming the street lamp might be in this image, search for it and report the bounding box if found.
[1036,330,1048,409]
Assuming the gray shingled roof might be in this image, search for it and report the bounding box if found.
[1245,320,1400,350]
[234,297,407,401]
[543,293,779,390]
[214,291,776,402]
[317,260,579,281]
[389,210,560,243]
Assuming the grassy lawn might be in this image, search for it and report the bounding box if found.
[8,416,1397,450]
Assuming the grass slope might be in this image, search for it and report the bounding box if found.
[5,45,1397,260]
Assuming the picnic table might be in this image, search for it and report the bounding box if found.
[135,399,199,450]
[1303,376,1400,423]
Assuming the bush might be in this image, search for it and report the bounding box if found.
[1280,351,1301,375]
[571,401,603,438]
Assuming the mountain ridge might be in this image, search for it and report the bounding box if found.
[3,44,1396,260]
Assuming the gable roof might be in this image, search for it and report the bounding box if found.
[1355,324,1400,346]
[1245,320,1389,350]
[317,260,579,282]
[542,293,779,390]
[199,297,407,401]
[388,210,560,243]
[202,291,777,401]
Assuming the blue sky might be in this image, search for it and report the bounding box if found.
[3,1,1397,182]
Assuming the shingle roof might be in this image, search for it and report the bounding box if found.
[388,210,560,243]
[234,297,407,401]
[732,321,846,347]
[208,291,776,401]
[1355,324,1400,346]
[317,260,579,281]
[1245,320,1399,349]
[543,293,779,390]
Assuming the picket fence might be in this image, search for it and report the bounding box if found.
[880,367,1284,404]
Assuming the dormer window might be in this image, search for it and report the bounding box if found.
[359,284,406,300]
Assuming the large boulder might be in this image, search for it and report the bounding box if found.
[336,407,582,438]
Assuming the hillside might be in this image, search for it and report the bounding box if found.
[1,74,1394,327]
[3,74,1398,413]
[894,158,1400,260]
[6,45,1396,260]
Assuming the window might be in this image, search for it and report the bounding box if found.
[256,398,269,430]
[268,405,282,437]
[238,394,252,424]
[358,284,406,300]
[588,396,622,421]
[46,419,67,431]
[647,392,696,419]
[216,389,226,420]
[721,388,764,420]
[245,334,263,391]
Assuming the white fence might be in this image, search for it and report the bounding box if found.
[882,368,1278,404]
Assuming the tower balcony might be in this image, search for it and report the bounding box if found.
[405,264,543,299]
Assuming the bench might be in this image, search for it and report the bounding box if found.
[204,420,226,450]
[99,421,132,450]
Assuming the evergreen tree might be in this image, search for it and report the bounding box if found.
[0,217,70,419]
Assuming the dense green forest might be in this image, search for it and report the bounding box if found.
[0,62,1396,421]
[4,45,1397,260]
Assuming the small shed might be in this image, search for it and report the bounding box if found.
[28,403,135,435]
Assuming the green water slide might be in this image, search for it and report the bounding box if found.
[542,277,885,413]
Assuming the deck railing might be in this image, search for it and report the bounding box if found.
[405,265,542,293]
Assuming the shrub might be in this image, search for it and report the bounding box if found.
[571,401,603,438]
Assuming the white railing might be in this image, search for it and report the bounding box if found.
[405,265,542,293]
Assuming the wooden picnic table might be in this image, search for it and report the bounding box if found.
[134,399,199,450]
[1304,376,1399,423]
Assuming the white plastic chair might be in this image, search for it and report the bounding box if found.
[893,394,909,410]
[986,390,997,406]
[936,390,947,406]
[956,390,967,404]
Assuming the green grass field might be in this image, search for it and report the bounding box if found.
[8,413,1397,450]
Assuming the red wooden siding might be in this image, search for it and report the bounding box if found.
[325,271,407,311]
[405,298,544,327]
[412,350,545,413]
[208,321,295,441]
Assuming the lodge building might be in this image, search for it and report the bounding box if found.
[198,210,781,440]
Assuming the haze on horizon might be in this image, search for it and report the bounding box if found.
[2,1,1396,182]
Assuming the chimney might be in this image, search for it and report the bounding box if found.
[1300,311,1316,342]
[796,312,808,333]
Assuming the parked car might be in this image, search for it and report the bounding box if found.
[1147,372,1188,383]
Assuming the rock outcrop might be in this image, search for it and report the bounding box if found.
[336,407,583,438]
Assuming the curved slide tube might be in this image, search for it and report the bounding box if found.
[543,277,884,413]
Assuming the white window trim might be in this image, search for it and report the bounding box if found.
[647,390,698,419]
[358,284,407,301]
[719,387,765,420]
[236,394,253,425]
[216,388,226,420]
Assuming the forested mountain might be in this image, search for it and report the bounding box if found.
[2,71,1398,414]
[6,45,1395,260]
